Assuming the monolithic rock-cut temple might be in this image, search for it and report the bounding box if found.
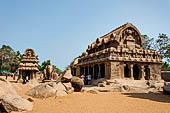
[18,48,38,79]
[71,23,162,81]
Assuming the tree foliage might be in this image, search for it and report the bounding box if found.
[162,62,170,69]
[0,45,62,73]
[0,45,19,72]
[38,60,62,73]
[53,66,62,73]
[41,60,51,70]
[142,35,155,50]
[155,33,170,62]
[143,34,170,69]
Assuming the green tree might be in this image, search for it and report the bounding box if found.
[0,45,19,72]
[38,64,43,72]
[53,66,62,73]
[142,35,155,50]
[155,33,170,62]
[36,55,39,63]
[41,60,51,70]
[162,62,170,69]
[15,51,23,61]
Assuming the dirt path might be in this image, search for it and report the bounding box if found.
[24,92,170,113]
[2,76,170,113]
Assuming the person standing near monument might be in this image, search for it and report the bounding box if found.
[5,73,8,80]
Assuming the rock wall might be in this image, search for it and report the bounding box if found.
[110,62,121,79]
[161,71,170,82]
[150,64,162,80]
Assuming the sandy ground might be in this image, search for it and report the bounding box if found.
[2,76,170,113]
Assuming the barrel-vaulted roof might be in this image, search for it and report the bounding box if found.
[87,23,145,50]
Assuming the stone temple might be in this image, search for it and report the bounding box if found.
[18,48,38,79]
[71,23,162,81]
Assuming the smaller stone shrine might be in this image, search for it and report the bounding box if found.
[18,48,38,79]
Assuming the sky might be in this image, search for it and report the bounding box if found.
[0,0,170,70]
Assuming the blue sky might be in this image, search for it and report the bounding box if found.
[0,0,170,70]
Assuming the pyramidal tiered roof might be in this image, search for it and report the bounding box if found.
[18,48,38,71]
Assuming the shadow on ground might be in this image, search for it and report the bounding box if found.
[123,92,170,103]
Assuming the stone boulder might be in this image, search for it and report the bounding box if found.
[27,79,40,87]
[55,82,68,97]
[63,82,74,94]
[0,93,33,112]
[84,89,99,94]
[83,79,164,93]
[71,76,84,92]
[147,80,164,90]
[62,68,73,82]
[53,72,59,80]
[12,83,21,91]
[56,90,68,97]
[26,82,72,98]
[163,84,170,95]
[0,78,17,96]
[92,78,106,86]
[161,71,170,82]
[26,82,57,99]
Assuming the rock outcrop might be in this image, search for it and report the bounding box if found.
[26,81,73,98]
[0,78,17,96]
[163,84,170,95]
[62,68,73,82]
[26,79,40,87]
[0,93,33,112]
[71,76,84,92]
[26,67,84,98]
[26,82,57,98]
[83,79,164,93]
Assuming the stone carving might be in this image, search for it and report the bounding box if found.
[72,23,162,82]
[25,49,35,57]
[124,28,135,41]
[18,48,38,80]
[43,65,55,80]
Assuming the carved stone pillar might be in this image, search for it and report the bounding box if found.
[140,65,145,80]
[92,65,95,80]
[110,62,120,79]
[98,64,101,79]
[84,67,86,75]
[105,62,110,79]
[87,65,89,75]
[19,70,21,79]
[129,64,134,79]
[76,66,80,76]
[33,71,36,79]
[120,63,125,79]
[31,71,33,79]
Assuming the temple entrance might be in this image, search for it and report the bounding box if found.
[144,66,150,80]
[85,66,88,75]
[25,71,31,80]
[89,66,93,79]
[84,66,89,85]
[71,68,76,76]
[100,64,105,78]
[94,64,99,80]
[80,67,84,75]
[124,64,129,78]
[133,64,139,80]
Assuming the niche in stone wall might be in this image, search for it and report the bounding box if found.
[122,27,141,48]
